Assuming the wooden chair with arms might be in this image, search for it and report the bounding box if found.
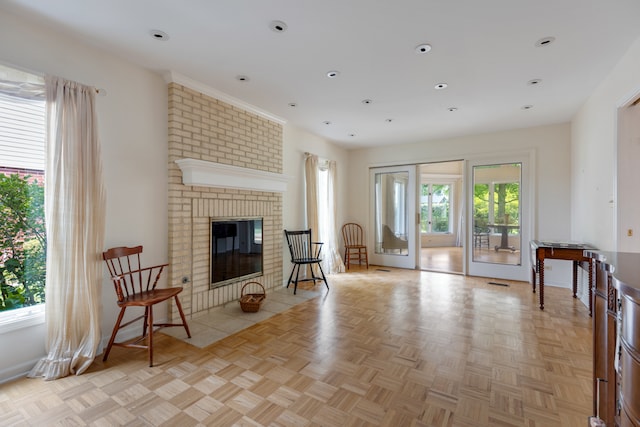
[284,229,329,295]
[102,245,191,367]
[341,223,369,269]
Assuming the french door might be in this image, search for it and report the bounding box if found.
[466,153,532,281]
[369,165,417,269]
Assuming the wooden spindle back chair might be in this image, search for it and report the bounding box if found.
[284,229,329,294]
[102,245,191,366]
[341,223,369,269]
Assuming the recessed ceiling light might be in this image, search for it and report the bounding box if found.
[522,105,534,110]
[528,79,542,86]
[327,70,340,78]
[415,43,432,54]
[434,83,448,90]
[288,102,297,107]
[362,99,373,105]
[269,20,287,32]
[448,107,458,112]
[149,30,169,41]
[535,36,555,47]
[323,120,331,125]
[236,75,250,82]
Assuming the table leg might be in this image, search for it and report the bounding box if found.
[572,261,578,298]
[539,258,544,310]
[501,229,508,248]
[532,255,539,293]
[588,260,593,317]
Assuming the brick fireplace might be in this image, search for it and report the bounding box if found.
[167,80,285,321]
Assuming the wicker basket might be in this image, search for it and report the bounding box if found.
[239,281,266,312]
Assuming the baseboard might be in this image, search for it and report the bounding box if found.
[0,357,41,384]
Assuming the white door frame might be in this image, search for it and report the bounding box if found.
[369,165,417,269]
[466,151,535,281]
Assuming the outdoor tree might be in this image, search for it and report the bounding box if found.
[0,173,46,311]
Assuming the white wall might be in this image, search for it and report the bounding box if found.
[282,125,349,281]
[572,35,640,252]
[346,123,574,281]
[0,9,168,382]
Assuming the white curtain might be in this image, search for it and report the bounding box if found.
[325,160,345,273]
[304,154,319,238]
[304,154,320,278]
[28,76,106,380]
[304,153,344,274]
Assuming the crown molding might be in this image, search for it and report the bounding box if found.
[163,71,286,125]
[175,158,290,193]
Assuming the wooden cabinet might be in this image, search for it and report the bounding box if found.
[614,277,640,426]
[588,251,640,427]
[590,251,618,426]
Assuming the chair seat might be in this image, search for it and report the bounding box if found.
[118,287,184,307]
[291,257,323,264]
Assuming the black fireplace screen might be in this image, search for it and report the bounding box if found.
[211,217,263,288]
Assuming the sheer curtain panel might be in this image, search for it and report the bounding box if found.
[28,76,106,380]
[304,154,344,275]
[325,160,345,273]
[304,154,320,277]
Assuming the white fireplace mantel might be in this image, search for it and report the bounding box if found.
[175,158,290,193]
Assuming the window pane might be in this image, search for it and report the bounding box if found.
[472,163,521,266]
[431,184,450,233]
[0,67,46,313]
[420,184,429,233]
[374,171,409,255]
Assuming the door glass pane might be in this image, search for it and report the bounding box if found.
[431,184,450,233]
[420,183,451,233]
[374,171,409,255]
[472,163,521,265]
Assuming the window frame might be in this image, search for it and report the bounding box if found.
[0,64,46,329]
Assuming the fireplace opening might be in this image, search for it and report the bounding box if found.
[211,217,263,288]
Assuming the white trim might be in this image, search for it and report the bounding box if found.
[163,71,287,125]
[0,356,42,384]
[175,158,290,193]
[0,304,45,335]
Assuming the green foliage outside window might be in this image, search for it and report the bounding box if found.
[0,173,46,311]
[473,182,519,232]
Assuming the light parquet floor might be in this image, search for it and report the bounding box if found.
[0,267,593,426]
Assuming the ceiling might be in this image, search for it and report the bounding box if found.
[3,0,640,149]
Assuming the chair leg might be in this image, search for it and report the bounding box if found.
[147,305,154,367]
[317,262,329,291]
[174,295,191,338]
[142,306,149,338]
[344,248,349,269]
[287,264,296,289]
[293,263,301,295]
[103,307,127,362]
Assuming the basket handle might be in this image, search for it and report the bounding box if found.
[241,281,265,297]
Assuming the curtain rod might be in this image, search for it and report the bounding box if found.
[1,60,105,96]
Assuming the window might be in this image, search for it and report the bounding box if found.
[0,65,46,320]
[420,183,451,233]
